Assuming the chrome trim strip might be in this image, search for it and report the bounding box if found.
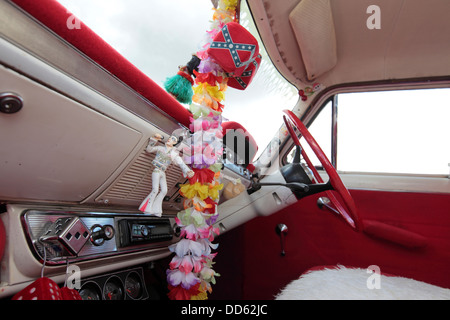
[331,95,338,168]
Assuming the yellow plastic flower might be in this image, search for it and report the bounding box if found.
[212,8,235,23]
[220,0,238,11]
[194,83,225,103]
[190,289,208,300]
[208,182,224,201]
[190,281,209,300]
[180,182,209,200]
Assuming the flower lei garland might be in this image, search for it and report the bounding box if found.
[165,0,239,300]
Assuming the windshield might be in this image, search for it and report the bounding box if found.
[57,0,298,159]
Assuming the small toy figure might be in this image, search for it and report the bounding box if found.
[139,134,194,216]
[299,83,323,101]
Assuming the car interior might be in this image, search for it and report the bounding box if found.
[1,0,450,301]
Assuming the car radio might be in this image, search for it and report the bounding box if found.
[118,218,173,247]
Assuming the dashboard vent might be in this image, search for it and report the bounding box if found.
[96,147,186,212]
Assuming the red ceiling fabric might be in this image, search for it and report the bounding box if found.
[10,0,192,127]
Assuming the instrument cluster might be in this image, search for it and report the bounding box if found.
[78,267,149,300]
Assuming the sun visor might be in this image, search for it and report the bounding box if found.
[289,0,337,80]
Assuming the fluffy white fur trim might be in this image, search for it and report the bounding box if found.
[275,265,450,300]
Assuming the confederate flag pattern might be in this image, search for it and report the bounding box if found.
[208,22,259,77]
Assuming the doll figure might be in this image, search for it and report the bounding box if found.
[139,134,194,216]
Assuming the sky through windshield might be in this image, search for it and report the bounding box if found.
[57,0,299,159]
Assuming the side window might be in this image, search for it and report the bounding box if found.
[287,88,450,176]
[338,89,450,175]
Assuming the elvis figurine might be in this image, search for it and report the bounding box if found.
[139,133,194,216]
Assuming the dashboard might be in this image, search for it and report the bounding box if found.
[0,205,181,299]
[0,0,257,300]
[0,157,253,299]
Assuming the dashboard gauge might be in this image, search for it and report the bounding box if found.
[125,272,143,299]
[103,276,124,300]
[79,282,101,300]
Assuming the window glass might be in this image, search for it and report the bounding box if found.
[286,88,450,177]
[338,88,450,175]
[56,0,298,160]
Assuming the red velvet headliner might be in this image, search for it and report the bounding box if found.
[11,0,192,127]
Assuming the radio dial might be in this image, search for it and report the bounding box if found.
[90,224,115,246]
[140,225,149,237]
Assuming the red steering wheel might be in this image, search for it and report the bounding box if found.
[283,109,361,231]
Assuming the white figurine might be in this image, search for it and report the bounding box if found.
[139,134,194,216]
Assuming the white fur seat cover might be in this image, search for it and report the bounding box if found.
[275,265,450,300]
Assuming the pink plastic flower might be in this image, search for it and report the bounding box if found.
[169,254,204,274]
[169,239,204,257]
[181,224,201,241]
[198,225,220,241]
[166,269,200,289]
